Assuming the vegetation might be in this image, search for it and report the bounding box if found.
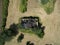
[41,0,49,5]
[0,23,18,45]
[20,0,28,13]
[41,0,56,14]
[34,28,44,38]
[26,41,34,45]
[18,26,45,38]
[17,17,45,38]
[26,41,31,45]
[0,19,44,45]
[0,0,9,45]
[2,0,9,30]
[17,33,24,42]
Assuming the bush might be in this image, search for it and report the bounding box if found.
[0,40,5,45]
[29,43,34,45]
[41,0,49,5]
[2,0,9,30]
[45,6,54,14]
[0,0,9,44]
[26,41,34,45]
[17,33,24,42]
[26,41,31,45]
[18,24,45,38]
[18,17,45,38]
[20,0,28,13]
[0,34,5,45]
[41,0,56,14]
[0,23,19,45]
[0,30,13,42]
[0,30,11,45]
[9,23,18,36]
[32,28,44,38]
[36,30,44,38]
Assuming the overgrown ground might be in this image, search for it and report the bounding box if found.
[41,0,56,14]
[0,0,2,29]
[5,0,60,45]
[19,0,28,13]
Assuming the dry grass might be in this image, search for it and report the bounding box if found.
[5,0,60,45]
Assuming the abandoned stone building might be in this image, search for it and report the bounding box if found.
[21,16,39,28]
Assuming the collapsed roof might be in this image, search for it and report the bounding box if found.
[21,16,39,28]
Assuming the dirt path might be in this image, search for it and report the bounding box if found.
[5,0,60,45]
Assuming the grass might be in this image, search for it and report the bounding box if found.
[0,23,18,45]
[18,23,45,38]
[41,0,56,14]
[41,0,49,5]
[19,0,28,13]
[19,29,34,34]
[0,21,44,45]
[19,28,44,38]
[2,0,9,30]
[0,0,9,44]
[17,16,45,38]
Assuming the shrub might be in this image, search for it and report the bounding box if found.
[18,24,45,38]
[0,30,12,41]
[18,17,45,38]
[41,0,56,14]
[17,33,24,42]
[41,0,49,5]
[26,41,34,45]
[29,43,34,45]
[0,0,9,44]
[9,23,18,36]
[36,30,44,38]
[0,30,11,45]
[20,0,28,13]
[2,0,9,30]
[0,34,5,45]
[26,41,31,45]
[32,28,44,38]
[0,23,19,45]
[0,40,5,45]
[44,6,54,14]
